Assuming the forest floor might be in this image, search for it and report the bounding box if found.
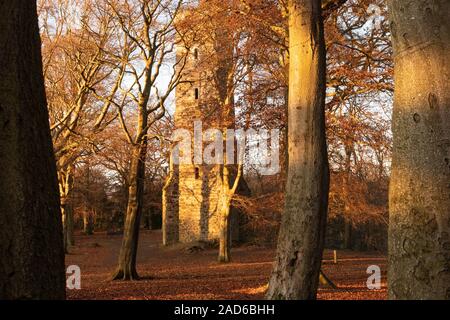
[66,230,387,300]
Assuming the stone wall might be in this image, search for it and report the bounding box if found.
[162,32,226,244]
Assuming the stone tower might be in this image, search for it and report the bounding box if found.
[162,3,251,246]
[162,17,228,245]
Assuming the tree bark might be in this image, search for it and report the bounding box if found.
[58,164,74,252]
[83,211,94,235]
[267,0,329,300]
[343,145,353,250]
[112,141,147,280]
[61,199,73,253]
[82,162,94,235]
[387,0,450,299]
[66,204,74,247]
[217,135,242,263]
[218,199,231,263]
[0,0,66,299]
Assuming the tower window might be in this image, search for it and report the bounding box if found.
[195,88,199,100]
[194,167,200,179]
[194,48,198,60]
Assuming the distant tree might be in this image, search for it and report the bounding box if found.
[39,0,120,251]
[0,0,65,299]
[266,0,329,300]
[387,0,450,299]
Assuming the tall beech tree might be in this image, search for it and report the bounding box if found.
[387,0,450,299]
[267,0,329,300]
[0,0,65,299]
[107,0,187,280]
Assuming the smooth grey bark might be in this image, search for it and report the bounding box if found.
[266,0,329,300]
[0,0,66,299]
[388,0,450,299]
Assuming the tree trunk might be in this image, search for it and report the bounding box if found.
[0,1,65,299]
[280,53,289,191]
[217,165,233,263]
[112,142,147,280]
[144,209,151,230]
[66,204,74,247]
[267,0,329,300]
[82,163,93,235]
[83,211,94,235]
[218,201,231,263]
[387,0,450,299]
[217,135,242,263]
[58,164,74,252]
[61,195,74,252]
[343,144,352,249]
[162,153,179,246]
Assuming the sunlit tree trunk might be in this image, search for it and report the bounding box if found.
[111,45,151,280]
[387,0,450,299]
[0,0,65,299]
[112,137,147,280]
[218,161,242,263]
[215,28,239,261]
[218,197,231,263]
[61,198,75,252]
[281,53,290,191]
[267,0,329,300]
[108,0,185,280]
[216,58,246,262]
[58,164,74,251]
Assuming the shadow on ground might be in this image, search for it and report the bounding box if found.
[66,230,387,300]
